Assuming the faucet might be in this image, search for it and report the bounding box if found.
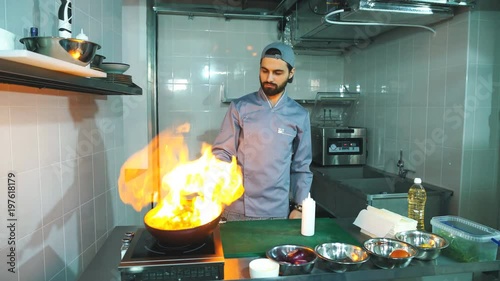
[397,149,414,179]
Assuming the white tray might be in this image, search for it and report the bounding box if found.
[0,50,107,78]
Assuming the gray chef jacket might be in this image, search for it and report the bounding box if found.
[212,88,313,218]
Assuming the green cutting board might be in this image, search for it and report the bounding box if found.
[220,218,359,258]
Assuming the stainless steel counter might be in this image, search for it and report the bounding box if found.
[79,219,500,281]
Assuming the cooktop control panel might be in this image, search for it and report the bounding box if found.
[327,138,362,154]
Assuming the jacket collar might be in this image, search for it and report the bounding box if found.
[258,88,287,109]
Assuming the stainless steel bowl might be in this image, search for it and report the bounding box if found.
[363,238,418,269]
[20,36,101,66]
[314,242,370,273]
[266,245,317,276]
[395,230,449,260]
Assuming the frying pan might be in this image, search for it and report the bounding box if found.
[144,214,222,246]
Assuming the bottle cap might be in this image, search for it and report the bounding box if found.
[303,193,314,204]
[30,27,38,37]
[414,178,422,184]
[76,28,88,41]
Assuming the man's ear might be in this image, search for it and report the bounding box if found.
[289,68,295,80]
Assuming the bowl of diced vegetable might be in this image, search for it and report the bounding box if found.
[395,230,449,260]
[363,238,418,269]
[266,245,317,276]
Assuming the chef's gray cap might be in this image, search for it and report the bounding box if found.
[261,42,295,68]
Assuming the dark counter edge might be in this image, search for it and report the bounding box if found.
[79,218,500,281]
[0,59,142,96]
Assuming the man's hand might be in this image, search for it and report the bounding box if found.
[288,209,302,219]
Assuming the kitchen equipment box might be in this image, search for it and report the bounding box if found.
[309,92,366,166]
[430,216,500,262]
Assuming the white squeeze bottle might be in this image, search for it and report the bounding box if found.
[301,193,315,236]
[408,178,427,230]
[76,29,88,41]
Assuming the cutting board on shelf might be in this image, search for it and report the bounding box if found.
[219,218,359,258]
[0,50,106,78]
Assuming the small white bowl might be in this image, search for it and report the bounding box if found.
[249,258,280,278]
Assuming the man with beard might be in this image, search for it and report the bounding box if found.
[212,42,313,221]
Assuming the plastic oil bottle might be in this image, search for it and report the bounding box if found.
[408,178,427,230]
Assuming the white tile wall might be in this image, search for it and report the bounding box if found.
[461,2,500,229]
[344,2,500,228]
[156,14,345,159]
[0,85,140,281]
[0,0,144,280]
[43,218,66,281]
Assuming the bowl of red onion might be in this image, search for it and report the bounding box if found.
[266,244,317,275]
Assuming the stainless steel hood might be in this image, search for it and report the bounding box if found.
[338,0,455,26]
[287,0,474,54]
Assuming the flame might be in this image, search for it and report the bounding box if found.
[118,123,244,230]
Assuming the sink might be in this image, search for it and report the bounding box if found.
[310,167,453,231]
[338,177,452,231]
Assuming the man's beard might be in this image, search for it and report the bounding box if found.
[260,80,287,97]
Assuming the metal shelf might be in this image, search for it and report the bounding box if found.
[0,59,142,95]
[222,97,316,104]
[311,91,360,127]
[219,83,316,104]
